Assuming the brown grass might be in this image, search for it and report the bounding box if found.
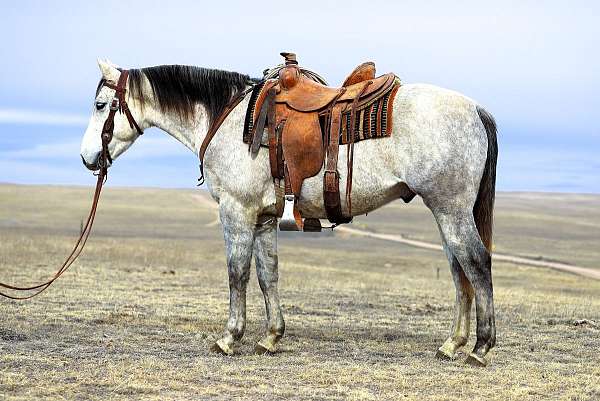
[1,184,599,400]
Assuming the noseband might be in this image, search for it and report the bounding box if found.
[99,70,143,171]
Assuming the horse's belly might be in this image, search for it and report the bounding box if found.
[297,167,413,219]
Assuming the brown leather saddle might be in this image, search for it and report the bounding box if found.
[248,53,400,231]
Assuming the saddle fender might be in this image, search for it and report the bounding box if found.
[281,110,324,196]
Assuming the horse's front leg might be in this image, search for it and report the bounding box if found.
[253,215,285,354]
[211,200,256,355]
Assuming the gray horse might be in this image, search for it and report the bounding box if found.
[81,59,497,366]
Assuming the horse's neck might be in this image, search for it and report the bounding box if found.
[144,97,247,160]
[145,103,210,154]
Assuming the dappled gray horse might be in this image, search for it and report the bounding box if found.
[81,59,497,366]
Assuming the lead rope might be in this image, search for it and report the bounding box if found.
[0,93,114,300]
[0,167,107,300]
[0,69,144,300]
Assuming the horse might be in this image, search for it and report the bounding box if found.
[80,59,498,366]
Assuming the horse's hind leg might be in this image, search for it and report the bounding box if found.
[435,240,474,360]
[211,202,255,355]
[432,207,496,366]
[253,215,285,354]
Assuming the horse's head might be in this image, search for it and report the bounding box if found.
[80,59,144,171]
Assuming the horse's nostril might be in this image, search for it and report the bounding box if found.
[81,154,99,171]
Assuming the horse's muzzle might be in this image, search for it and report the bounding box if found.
[81,154,100,171]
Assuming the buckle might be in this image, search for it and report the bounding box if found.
[109,97,120,111]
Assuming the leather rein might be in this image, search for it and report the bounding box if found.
[0,68,249,299]
[197,85,254,185]
[0,70,142,300]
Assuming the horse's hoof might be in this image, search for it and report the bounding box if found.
[210,339,234,356]
[254,340,277,355]
[465,353,488,367]
[435,338,462,361]
[435,349,454,361]
[254,343,273,355]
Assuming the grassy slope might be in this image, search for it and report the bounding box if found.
[1,185,599,401]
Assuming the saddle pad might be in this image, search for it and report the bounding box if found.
[339,80,400,144]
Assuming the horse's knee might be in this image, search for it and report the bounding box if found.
[228,262,251,288]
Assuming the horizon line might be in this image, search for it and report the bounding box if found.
[1,181,598,196]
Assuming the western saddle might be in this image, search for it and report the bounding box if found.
[247,53,400,231]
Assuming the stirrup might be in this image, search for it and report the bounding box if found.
[279,195,302,231]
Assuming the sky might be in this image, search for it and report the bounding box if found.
[0,1,598,192]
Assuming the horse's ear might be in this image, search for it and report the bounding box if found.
[105,58,121,69]
[97,58,120,81]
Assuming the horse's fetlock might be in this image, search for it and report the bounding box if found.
[453,335,468,347]
[272,318,285,338]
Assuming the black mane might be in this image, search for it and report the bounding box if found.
[126,65,255,124]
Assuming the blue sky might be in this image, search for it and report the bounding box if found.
[0,1,598,192]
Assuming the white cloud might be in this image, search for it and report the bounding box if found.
[0,132,190,161]
[0,140,81,159]
[0,130,196,187]
[0,158,197,188]
[0,108,88,126]
[0,159,91,185]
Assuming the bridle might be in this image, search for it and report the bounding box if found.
[99,69,144,170]
[0,65,249,299]
[0,67,253,299]
[0,69,142,300]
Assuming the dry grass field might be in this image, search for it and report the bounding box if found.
[1,184,599,400]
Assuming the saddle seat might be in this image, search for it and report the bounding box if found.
[274,60,391,113]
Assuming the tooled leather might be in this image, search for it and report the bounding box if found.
[275,77,342,112]
[342,62,376,87]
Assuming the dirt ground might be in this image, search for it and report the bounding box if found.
[1,184,599,400]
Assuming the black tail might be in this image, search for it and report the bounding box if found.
[474,106,498,252]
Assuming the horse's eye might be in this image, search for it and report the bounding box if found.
[95,102,107,111]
